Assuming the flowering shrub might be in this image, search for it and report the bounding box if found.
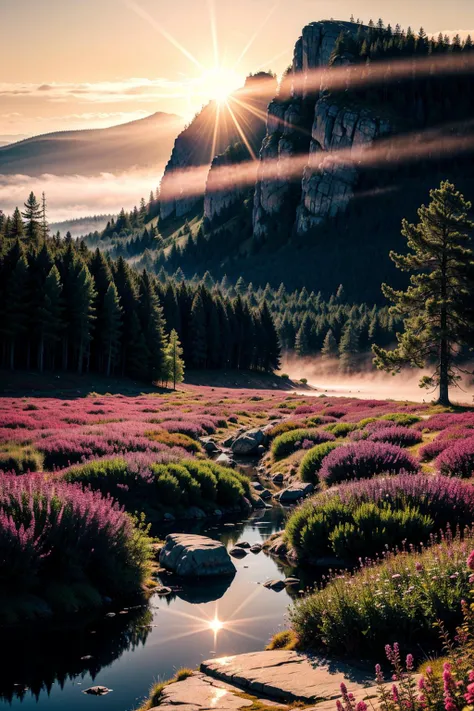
[299,442,340,484]
[368,426,422,447]
[286,474,474,561]
[436,436,474,478]
[319,441,419,486]
[0,474,152,620]
[272,429,336,459]
[289,529,472,656]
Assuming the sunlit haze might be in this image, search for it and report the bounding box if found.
[2,0,474,137]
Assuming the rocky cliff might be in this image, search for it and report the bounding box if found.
[160,73,277,221]
[251,20,390,240]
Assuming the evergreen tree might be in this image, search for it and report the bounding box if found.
[259,301,281,372]
[36,265,63,372]
[339,322,360,372]
[72,265,96,374]
[138,271,167,381]
[22,192,42,244]
[189,292,207,368]
[9,207,25,239]
[165,329,185,389]
[102,282,122,376]
[321,329,338,360]
[3,255,29,369]
[373,182,474,405]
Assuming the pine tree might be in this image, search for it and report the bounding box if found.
[189,292,207,368]
[36,265,63,372]
[321,329,338,360]
[73,265,96,374]
[9,207,25,239]
[101,282,122,376]
[373,182,474,405]
[138,271,167,381]
[295,314,313,356]
[339,322,359,372]
[259,301,281,372]
[165,329,185,389]
[22,192,42,244]
[3,255,29,369]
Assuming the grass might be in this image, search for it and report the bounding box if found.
[137,668,194,710]
[266,629,299,651]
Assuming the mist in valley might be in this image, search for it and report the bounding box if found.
[281,354,474,405]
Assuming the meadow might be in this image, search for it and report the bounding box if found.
[2,382,474,639]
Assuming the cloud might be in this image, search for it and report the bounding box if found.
[0,168,162,222]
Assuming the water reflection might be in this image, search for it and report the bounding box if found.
[1,506,314,711]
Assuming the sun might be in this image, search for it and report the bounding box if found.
[208,614,224,634]
[198,67,244,104]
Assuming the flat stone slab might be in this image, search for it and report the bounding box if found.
[159,533,236,577]
[201,650,373,703]
[150,673,285,711]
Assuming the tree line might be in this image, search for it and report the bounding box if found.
[0,194,281,381]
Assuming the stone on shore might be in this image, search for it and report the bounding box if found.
[159,534,236,577]
[83,686,112,695]
[232,429,266,456]
[263,579,286,591]
[278,483,314,504]
[201,650,373,703]
[229,547,248,559]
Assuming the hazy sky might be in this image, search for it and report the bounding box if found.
[1,0,474,137]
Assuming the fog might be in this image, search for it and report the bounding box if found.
[0,168,161,223]
[281,355,474,405]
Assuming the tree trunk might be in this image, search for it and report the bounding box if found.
[38,335,44,373]
[9,341,15,370]
[438,336,450,406]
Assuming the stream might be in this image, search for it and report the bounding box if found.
[1,504,316,711]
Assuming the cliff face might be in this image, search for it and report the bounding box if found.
[252,20,391,239]
[160,73,277,221]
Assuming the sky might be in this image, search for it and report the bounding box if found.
[1,0,474,139]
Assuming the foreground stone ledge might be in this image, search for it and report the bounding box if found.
[200,650,373,703]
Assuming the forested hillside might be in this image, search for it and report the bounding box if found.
[0,194,280,381]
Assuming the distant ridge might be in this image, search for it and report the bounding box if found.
[0,112,185,177]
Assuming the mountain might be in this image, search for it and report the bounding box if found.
[0,113,185,177]
[156,19,474,300]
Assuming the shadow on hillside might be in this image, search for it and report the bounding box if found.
[0,369,312,399]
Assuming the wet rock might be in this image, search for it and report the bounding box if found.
[278,483,314,504]
[250,543,262,553]
[272,473,284,485]
[252,481,264,491]
[203,440,220,454]
[263,579,286,591]
[156,586,173,596]
[223,435,235,447]
[253,497,266,509]
[232,429,266,456]
[80,655,94,661]
[284,577,300,586]
[105,612,116,618]
[83,686,112,696]
[259,488,272,500]
[234,541,251,549]
[160,533,236,577]
[229,547,248,559]
[215,452,234,467]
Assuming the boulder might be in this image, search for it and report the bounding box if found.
[230,547,248,558]
[250,543,262,553]
[272,473,284,485]
[159,534,236,577]
[252,481,264,491]
[234,541,251,549]
[259,489,272,500]
[83,686,112,696]
[156,586,173,596]
[253,497,266,509]
[284,577,300,586]
[232,429,266,456]
[278,483,314,505]
[203,440,220,454]
[263,579,286,592]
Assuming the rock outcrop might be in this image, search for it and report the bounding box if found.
[159,533,236,577]
[160,73,277,221]
[251,20,392,240]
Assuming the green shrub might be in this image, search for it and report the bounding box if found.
[280,373,290,379]
[289,530,471,657]
[0,445,43,475]
[272,429,336,459]
[155,473,181,505]
[380,413,421,426]
[299,442,339,484]
[325,422,357,438]
[300,378,308,385]
[267,421,302,440]
[216,471,245,505]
